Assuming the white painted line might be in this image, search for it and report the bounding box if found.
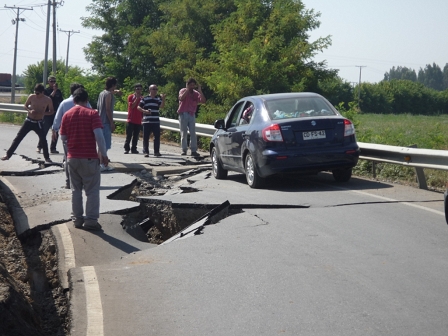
[331,184,444,217]
[54,223,76,270]
[82,266,104,336]
[350,189,445,216]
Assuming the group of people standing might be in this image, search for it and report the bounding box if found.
[1,76,206,231]
[124,77,205,157]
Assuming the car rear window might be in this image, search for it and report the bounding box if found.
[265,97,337,120]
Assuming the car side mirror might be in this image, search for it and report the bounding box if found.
[214,119,225,130]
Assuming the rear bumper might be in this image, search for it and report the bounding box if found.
[257,149,360,177]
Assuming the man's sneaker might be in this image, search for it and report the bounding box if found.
[191,152,200,157]
[1,155,9,161]
[73,222,84,229]
[144,153,149,158]
[181,152,187,156]
[45,158,53,163]
[50,149,59,154]
[83,222,103,231]
[100,164,106,172]
[154,152,162,157]
[36,148,41,153]
[124,150,129,154]
[106,165,114,171]
[131,150,139,154]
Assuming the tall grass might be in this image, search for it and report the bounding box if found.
[354,113,448,190]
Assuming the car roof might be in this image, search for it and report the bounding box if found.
[243,92,323,101]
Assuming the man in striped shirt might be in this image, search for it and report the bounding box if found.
[138,84,166,157]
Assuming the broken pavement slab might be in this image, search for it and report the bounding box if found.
[0,171,140,237]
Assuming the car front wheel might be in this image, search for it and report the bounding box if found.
[211,147,228,179]
[245,153,264,188]
[332,167,352,182]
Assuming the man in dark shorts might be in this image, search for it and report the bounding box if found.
[2,83,54,162]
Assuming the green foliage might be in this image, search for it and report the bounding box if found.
[360,80,448,115]
[383,66,417,82]
[22,59,69,93]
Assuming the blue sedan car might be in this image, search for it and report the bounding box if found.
[210,92,360,188]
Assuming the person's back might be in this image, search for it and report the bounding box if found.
[97,89,114,126]
[62,106,101,159]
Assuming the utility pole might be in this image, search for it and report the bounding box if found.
[52,0,57,74]
[5,5,32,103]
[43,0,51,84]
[355,66,366,102]
[59,29,80,73]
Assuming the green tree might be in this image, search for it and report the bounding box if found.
[443,63,448,90]
[418,63,444,91]
[206,0,333,104]
[22,59,69,93]
[383,66,417,82]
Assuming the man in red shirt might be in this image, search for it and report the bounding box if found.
[124,83,143,154]
[60,88,109,231]
[177,77,206,156]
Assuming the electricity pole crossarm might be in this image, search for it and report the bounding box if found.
[4,5,33,104]
[59,29,80,73]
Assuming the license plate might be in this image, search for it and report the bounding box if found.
[303,130,326,140]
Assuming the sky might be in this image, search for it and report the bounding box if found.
[1,0,447,84]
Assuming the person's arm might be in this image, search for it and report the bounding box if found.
[160,94,166,109]
[105,92,115,131]
[179,88,188,101]
[52,102,66,132]
[197,84,206,104]
[137,105,151,115]
[24,95,32,114]
[94,128,109,165]
[44,99,54,116]
[130,94,141,109]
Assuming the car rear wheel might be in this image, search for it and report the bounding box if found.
[211,147,228,179]
[332,167,352,182]
[245,153,264,188]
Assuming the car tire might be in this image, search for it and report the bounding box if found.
[211,147,228,179]
[332,167,352,182]
[245,153,265,188]
[444,189,448,225]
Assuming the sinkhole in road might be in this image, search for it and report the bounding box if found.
[120,199,239,244]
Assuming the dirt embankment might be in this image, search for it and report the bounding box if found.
[0,189,68,336]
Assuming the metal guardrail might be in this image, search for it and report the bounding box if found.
[1,103,447,189]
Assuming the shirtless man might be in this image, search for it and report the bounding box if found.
[1,83,54,162]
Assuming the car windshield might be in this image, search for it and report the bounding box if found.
[265,97,337,120]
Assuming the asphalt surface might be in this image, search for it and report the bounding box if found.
[1,124,448,335]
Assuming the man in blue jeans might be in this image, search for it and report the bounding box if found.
[177,78,206,156]
[96,76,122,171]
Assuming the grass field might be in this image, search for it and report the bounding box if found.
[354,113,448,191]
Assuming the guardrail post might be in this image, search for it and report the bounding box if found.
[407,145,428,190]
[372,161,376,178]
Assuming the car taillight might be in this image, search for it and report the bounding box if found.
[344,119,355,137]
[262,124,283,142]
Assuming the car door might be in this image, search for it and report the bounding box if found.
[214,101,245,167]
[228,101,255,168]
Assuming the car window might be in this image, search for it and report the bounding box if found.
[265,97,336,120]
[227,102,245,128]
[238,102,255,125]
